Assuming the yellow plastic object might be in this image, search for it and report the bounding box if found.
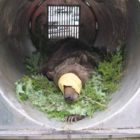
[58,73,82,94]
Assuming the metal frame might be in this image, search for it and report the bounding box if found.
[47,5,81,39]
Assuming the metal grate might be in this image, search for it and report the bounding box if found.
[47,5,80,39]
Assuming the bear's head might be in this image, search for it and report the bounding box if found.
[41,38,100,103]
[58,72,82,102]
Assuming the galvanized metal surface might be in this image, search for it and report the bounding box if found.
[0,0,140,139]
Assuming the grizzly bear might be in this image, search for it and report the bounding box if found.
[40,37,101,122]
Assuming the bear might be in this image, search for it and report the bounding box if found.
[40,37,102,122]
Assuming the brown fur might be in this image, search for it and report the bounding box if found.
[40,38,101,122]
[41,38,101,87]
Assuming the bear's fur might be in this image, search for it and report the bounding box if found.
[40,38,102,122]
[41,38,101,86]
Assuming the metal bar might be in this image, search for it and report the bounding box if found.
[68,6,70,37]
[59,6,61,38]
[50,6,52,39]
[51,6,53,39]
[64,6,65,38]
[48,6,50,39]
[56,6,58,38]
[47,5,80,39]
[1,129,140,139]
[74,6,76,38]
[70,6,72,37]
[77,6,79,38]
[57,6,59,38]
[49,6,51,39]
[76,6,78,38]
[64,6,66,38]
[63,6,64,38]
[55,6,57,38]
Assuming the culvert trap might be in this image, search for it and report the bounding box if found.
[0,0,140,136]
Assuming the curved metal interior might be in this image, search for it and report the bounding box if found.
[0,0,140,130]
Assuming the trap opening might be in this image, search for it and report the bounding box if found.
[47,5,80,39]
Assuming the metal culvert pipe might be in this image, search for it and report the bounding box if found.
[0,0,140,130]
